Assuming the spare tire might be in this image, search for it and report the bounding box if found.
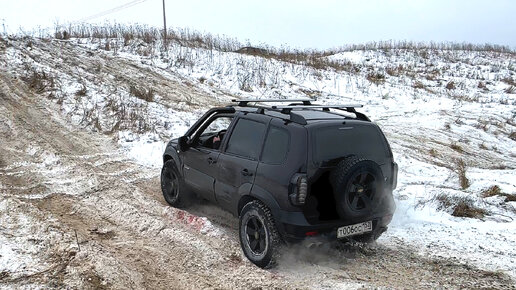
[330,156,385,219]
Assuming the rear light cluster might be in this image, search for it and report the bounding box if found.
[392,162,398,190]
[290,174,308,205]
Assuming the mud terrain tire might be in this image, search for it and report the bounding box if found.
[330,156,385,220]
[161,160,189,208]
[239,200,281,268]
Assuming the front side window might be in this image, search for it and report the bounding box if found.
[226,119,266,159]
[261,127,289,164]
[195,116,233,150]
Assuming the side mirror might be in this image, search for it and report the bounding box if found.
[178,136,190,152]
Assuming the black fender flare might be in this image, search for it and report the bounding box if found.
[163,140,182,173]
[237,184,286,237]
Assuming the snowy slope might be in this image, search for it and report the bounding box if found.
[1,33,515,284]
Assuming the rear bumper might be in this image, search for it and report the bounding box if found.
[275,209,393,243]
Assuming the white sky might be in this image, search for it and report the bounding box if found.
[1,0,515,49]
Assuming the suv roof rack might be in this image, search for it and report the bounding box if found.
[232,98,315,107]
[230,99,369,124]
[271,104,363,113]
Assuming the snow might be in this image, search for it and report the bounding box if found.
[2,35,515,281]
[104,41,516,278]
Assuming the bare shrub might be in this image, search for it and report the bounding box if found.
[413,81,425,89]
[446,81,456,90]
[509,132,516,141]
[21,68,56,94]
[482,185,516,202]
[456,159,470,189]
[452,200,486,218]
[501,77,516,86]
[435,194,486,219]
[75,85,87,97]
[450,143,463,153]
[505,85,515,94]
[482,185,502,198]
[129,84,154,102]
[366,72,385,84]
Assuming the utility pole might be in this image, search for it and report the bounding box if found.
[162,0,167,48]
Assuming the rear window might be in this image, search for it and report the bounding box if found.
[261,127,289,164]
[226,119,266,159]
[313,124,389,162]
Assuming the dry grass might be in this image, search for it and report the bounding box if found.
[505,85,515,94]
[366,72,386,84]
[456,159,470,190]
[482,185,502,198]
[413,81,425,89]
[435,194,487,219]
[21,68,56,94]
[450,143,463,153]
[75,85,87,97]
[482,185,516,202]
[452,200,487,218]
[509,132,516,141]
[129,84,154,102]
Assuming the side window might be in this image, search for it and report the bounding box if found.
[226,119,266,159]
[204,117,232,134]
[261,127,290,164]
[195,116,233,150]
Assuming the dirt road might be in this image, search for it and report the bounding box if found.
[0,52,514,289]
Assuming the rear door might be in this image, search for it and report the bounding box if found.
[215,114,270,212]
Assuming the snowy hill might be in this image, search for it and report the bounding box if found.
[0,27,515,288]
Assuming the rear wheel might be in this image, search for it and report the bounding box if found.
[239,200,280,268]
[161,160,189,208]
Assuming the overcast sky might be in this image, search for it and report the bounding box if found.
[1,0,515,49]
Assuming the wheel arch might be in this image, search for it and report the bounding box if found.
[163,142,182,171]
[237,185,286,237]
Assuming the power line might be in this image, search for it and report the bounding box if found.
[77,0,149,23]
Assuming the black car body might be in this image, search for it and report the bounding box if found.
[161,99,397,267]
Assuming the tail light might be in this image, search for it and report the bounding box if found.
[392,162,398,190]
[290,174,308,205]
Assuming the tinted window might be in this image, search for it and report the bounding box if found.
[226,119,266,159]
[261,127,289,164]
[314,124,389,162]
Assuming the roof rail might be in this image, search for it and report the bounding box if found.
[271,104,363,113]
[232,98,315,107]
[230,99,368,124]
[271,104,369,121]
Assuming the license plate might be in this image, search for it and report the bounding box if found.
[337,221,372,238]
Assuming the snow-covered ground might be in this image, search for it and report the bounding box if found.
[1,34,515,287]
[110,41,516,277]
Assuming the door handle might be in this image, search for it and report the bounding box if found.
[241,169,253,176]
[207,157,217,164]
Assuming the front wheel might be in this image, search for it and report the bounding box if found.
[161,160,189,208]
[239,200,281,268]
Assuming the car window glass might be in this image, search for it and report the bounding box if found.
[203,117,232,134]
[196,116,233,149]
[261,127,289,164]
[226,119,266,159]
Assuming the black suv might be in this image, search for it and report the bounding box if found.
[161,99,397,268]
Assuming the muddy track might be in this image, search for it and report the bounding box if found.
[0,52,514,289]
